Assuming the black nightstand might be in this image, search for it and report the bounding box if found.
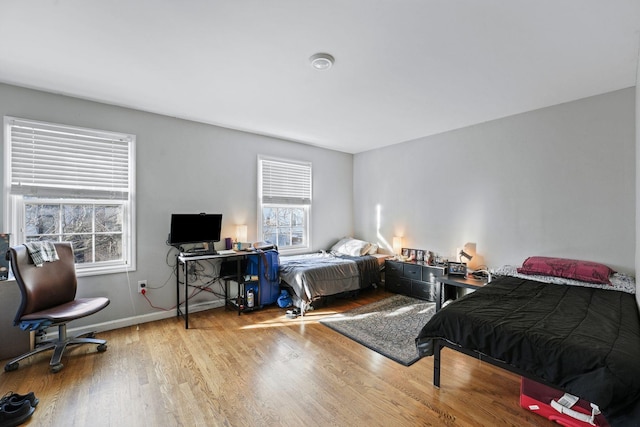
[384,259,446,302]
[435,274,489,311]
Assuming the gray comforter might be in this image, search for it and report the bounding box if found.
[279,252,379,303]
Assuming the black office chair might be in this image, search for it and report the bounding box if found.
[4,242,110,373]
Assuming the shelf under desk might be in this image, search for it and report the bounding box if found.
[176,250,253,329]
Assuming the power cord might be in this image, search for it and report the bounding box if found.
[138,247,227,311]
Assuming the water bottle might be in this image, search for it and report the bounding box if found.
[247,288,255,308]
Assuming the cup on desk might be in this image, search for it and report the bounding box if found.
[225,237,232,250]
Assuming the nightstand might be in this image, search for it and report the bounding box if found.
[384,259,446,302]
[436,274,489,311]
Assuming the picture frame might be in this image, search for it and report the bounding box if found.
[448,261,467,276]
[409,249,416,260]
[416,250,425,262]
[401,248,410,257]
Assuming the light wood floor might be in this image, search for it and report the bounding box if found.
[0,287,555,427]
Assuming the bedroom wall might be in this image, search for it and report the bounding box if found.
[636,50,640,307]
[0,83,354,330]
[354,88,636,275]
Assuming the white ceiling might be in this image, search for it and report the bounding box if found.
[1,1,639,154]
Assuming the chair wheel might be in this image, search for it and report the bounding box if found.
[97,344,107,352]
[51,363,64,373]
[4,362,18,372]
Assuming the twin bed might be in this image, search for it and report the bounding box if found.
[415,257,640,426]
[278,237,388,314]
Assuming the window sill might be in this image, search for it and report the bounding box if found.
[76,263,134,277]
[278,247,311,256]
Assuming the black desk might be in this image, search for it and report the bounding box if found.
[176,251,252,329]
[435,274,488,311]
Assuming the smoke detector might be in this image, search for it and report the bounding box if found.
[309,53,334,70]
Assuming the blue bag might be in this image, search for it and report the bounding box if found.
[246,249,280,306]
[277,289,292,308]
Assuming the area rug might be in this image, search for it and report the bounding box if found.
[319,294,436,366]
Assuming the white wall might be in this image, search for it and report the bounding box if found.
[0,83,354,329]
[354,88,636,274]
[636,49,640,307]
[1,82,635,332]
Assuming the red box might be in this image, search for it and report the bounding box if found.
[520,378,610,427]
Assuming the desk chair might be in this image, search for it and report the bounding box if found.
[4,242,110,373]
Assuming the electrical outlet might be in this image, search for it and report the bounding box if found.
[138,280,147,294]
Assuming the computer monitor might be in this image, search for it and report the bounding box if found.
[168,213,222,247]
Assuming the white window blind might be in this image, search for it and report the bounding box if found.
[260,158,312,205]
[6,117,133,200]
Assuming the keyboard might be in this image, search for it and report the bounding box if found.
[180,251,216,257]
[216,249,236,255]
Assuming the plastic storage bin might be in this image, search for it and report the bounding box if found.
[520,378,609,427]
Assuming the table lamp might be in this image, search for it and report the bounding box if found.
[393,236,403,255]
[235,225,248,250]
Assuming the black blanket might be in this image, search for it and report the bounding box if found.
[415,275,640,426]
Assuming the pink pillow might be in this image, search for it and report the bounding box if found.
[517,256,615,285]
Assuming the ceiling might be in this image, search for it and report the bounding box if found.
[1,1,639,154]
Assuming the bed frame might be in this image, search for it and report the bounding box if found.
[432,339,559,390]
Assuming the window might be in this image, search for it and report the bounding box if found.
[258,156,311,252]
[3,116,136,276]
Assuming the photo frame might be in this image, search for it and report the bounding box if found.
[401,248,410,257]
[416,250,425,262]
[409,249,416,260]
[448,261,467,276]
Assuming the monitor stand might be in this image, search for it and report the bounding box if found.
[190,242,217,255]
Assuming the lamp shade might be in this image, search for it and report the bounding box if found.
[236,225,248,242]
[392,236,403,255]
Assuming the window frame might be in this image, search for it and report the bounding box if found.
[258,156,312,253]
[261,203,310,251]
[3,116,136,276]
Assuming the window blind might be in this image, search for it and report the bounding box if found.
[260,158,312,205]
[6,117,133,199]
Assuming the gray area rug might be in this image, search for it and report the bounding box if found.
[320,294,436,366]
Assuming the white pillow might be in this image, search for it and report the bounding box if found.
[366,243,379,255]
[330,237,371,256]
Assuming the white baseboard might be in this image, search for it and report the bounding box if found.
[36,299,225,343]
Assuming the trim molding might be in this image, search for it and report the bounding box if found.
[36,299,225,342]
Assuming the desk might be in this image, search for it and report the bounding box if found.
[176,251,253,329]
[435,274,488,311]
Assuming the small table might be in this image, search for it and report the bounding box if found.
[435,274,489,311]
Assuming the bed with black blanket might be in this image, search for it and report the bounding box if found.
[279,251,383,313]
[415,267,640,426]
